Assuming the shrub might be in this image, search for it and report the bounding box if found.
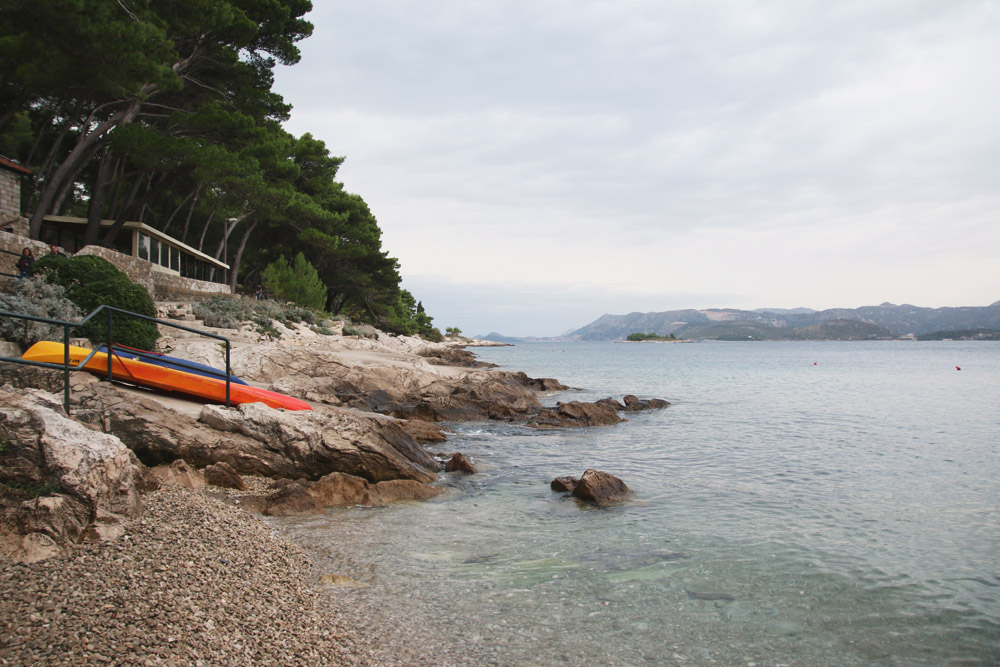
[261,253,327,311]
[193,294,327,339]
[0,277,82,349]
[32,255,159,350]
[343,323,378,339]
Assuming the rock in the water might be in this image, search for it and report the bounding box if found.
[204,461,246,490]
[571,469,631,505]
[249,471,441,516]
[550,476,578,493]
[526,401,624,429]
[445,453,477,474]
[622,394,671,411]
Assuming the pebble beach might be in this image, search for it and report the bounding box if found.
[0,482,469,666]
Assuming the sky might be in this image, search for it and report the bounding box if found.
[271,0,1000,337]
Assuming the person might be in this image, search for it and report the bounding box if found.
[16,247,34,278]
[254,284,264,301]
[49,244,66,257]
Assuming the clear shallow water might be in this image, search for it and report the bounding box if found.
[280,342,1000,666]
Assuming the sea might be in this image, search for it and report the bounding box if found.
[277,341,1000,666]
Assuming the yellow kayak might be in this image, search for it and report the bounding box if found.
[21,341,312,411]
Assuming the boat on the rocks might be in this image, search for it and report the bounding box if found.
[96,344,248,385]
[21,341,311,411]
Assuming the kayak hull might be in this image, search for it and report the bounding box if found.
[97,345,248,385]
[21,341,311,411]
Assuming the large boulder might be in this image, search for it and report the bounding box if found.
[0,385,142,562]
[572,469,631,505]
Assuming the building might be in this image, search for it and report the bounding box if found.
[40,215,229,285]
[0,155,230,298]
[0,155,32,228]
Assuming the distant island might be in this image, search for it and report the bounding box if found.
[624,332,688,342]
[482,301,1000,342]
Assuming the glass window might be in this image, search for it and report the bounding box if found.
[159,242,169,267]
[149,238,158,264]
[138,233,149,261]
[170,246,179,271]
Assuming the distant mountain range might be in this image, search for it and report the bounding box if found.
[482,301,1000,342]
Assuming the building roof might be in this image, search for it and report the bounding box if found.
[0,155,32,176]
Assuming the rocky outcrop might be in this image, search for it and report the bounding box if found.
[240,472,441,516]
[0,385,142,562]
[57,376,440,484]
[526,401,624,429]
[551,469,632,506]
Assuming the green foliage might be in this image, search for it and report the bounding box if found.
[1,479,62,500]
[626,332,677,341]
[261,253,327,311]
[3,0,445,351]
[32,255,158,350]
[0,276,82,349]
[446,327,463,337]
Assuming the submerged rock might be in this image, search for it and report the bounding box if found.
[243,471,441,516]
[445,452,477,474]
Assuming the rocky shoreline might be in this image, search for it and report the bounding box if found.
[1,304,669,665]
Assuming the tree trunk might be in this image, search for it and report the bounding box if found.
[29,100,143,238]
[179,185,201,243]
[84,146,116,245]
[228,219,258,292]
[196,201,218,251]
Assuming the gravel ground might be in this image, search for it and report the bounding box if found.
[0,484,475,667]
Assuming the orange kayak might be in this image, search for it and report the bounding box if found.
[21,341,312,411]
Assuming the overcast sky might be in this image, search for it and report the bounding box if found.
[272,0,1000,337]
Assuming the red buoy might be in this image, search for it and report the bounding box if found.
[956,366,961,371]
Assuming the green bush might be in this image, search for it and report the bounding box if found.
[261,253,327,311]
[32,255,159,350]
[0,277,82,349]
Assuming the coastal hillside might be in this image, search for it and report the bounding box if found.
[486,301,1000,341]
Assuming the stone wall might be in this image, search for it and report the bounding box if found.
[0,170,24,222]
[0,223,48,279]
[77,246,230,300]
[0,229,230,300]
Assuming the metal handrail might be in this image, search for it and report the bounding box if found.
[0,305,232,414]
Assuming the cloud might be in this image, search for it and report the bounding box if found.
[274,0,1000,335]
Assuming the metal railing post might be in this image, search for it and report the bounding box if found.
[105,309,113,381]
[62,323,70,415]
[225,340,231,407]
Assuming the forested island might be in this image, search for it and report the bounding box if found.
[625,332,683,342]
[0,1,439,338]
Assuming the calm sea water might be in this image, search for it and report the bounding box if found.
[279,341,1000,666]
